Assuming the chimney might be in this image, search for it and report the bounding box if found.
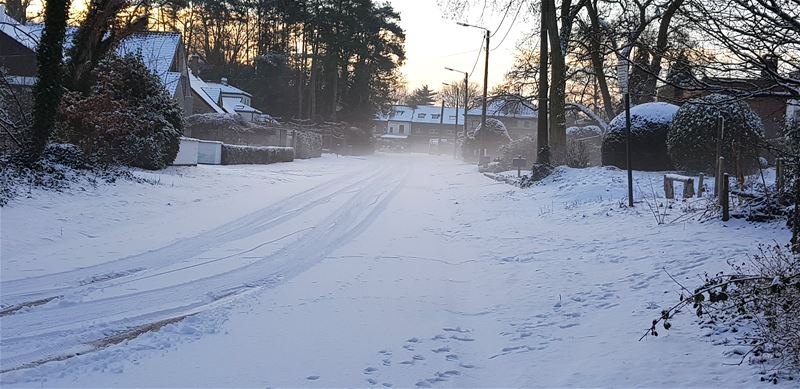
[188,54,201,76]
[762,55,779,78]
[221,77,228,86]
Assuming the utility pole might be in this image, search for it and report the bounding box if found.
[617,54,634,207]
[457,22,490,164]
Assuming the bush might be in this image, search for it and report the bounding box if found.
[55,53,182,170]
[221,144,294,165]
[567,125,603,167]
[497,136,536,169]
[463,118,512,160]
[667,94,765,174]
[293,130,323,159]
[602,102,679,171]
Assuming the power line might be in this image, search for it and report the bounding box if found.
[469,38,485,79]
[491,0,523,51]
[490,0,514,38]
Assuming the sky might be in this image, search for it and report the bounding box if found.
[386,0,532,91]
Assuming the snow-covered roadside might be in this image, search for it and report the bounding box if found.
[1,153,789,387]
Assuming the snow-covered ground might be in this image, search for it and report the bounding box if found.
[0,153,788,387]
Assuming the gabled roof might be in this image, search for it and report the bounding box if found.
[0,10,182,97]
[204,82,252,97]
[189,71,225,113]
[467,99,538,118]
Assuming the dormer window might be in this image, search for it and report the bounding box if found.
[417,113,426,118]
[431,114,440,120]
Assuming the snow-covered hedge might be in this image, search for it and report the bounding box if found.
[55,53,182,170]
[221,144,294,165]
[463,118,512,160]
[185,113,283,147]
[293,130,323,159]
[601,102,679,171]
[667,94,765,173]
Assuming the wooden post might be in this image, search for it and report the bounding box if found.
[717,156,725,198]
[683,178,695,199]
[664,175,674,199]
[721,173,730,221]
[698,173,704,197]
[776,158,784,192]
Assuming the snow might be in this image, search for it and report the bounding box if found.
[0,153,789,387]
[609,102,680,131]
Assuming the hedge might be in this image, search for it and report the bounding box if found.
[221,144,294,165]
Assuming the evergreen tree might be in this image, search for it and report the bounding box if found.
[405,84,437,107]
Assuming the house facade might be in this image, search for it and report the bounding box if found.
[373,105,465,152]
[0,6,193,116]
[466,99,538,140]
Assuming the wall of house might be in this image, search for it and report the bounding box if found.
[388,120,410,135]
[0,33,36,77]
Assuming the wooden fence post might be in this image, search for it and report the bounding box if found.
[776,158,784,192]
[683,178,695,198]
[698,173,704,197]
[721,173,730,221]
[716,156,725,198]
[664,175,674,199]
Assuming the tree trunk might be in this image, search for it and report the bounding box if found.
[27,0,71,162]
[545,0,567,164]
[536,0,550,164]
[585,0,614,119]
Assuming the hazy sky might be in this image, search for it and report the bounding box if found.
[387,0,531,91]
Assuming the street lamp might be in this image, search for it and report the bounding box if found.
[444,67,469,143]
[443,82,459,157]
[617,54,634,207]
[456,22,490,164]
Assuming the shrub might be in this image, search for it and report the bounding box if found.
[567,125,603,167]
[602,102,679,171]
[293,130,323,159]
[55,53,182,170]
[463,118,512,160]
[497,136,536,169]
[667,94,765,174]
[221,144,294,165]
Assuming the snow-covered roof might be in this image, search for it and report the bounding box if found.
[0,12,183,98]
[222,97,261,115]
[375,105,465,125]
[189,71,225,114]
[468,99,538,118]
[380,134,408,139]
[204,82,252,97]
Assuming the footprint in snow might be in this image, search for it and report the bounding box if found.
[367,378,378,385]
[407,337,421,343]
[412,354,425,361]
[364,367,378,374]
[306,376,320,381]
[432,346,450,353]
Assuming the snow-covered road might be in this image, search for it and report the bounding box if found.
[0,153,788,387]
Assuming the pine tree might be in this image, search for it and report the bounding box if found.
[406,85,437,107]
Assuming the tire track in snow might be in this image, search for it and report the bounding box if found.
[0,165,384,306]
[0,163,409,374]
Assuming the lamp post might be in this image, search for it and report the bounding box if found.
[443,82,459,157]
[617,54,634,207]
[456,22,490,164]
[445,67,469,158]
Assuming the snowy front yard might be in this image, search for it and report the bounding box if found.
[0,153,788,387]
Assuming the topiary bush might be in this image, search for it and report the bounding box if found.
[497,136,536,169]
[463,118,512,160]
[602,102,679,171]
[55,53,183,170]
[293,130,323,159]
[667,94,765,174]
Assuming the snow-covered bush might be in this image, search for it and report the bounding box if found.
[567,125,603,167]
[602,102,679,171]
[497,136,536,169]
[463,118,512,160]
[293,130,322,159]
[667,94,765,174]
[221,144,294,165]
[55,53,182,170]
[519,163,554,188]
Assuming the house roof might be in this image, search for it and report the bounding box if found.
[222,96,261,114]
[204,82,252,97]
[189,71,225,113]
[376,105,465,125]
[0,9,182,97]
[467,99,538,118]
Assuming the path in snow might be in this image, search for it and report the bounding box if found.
[0,153,788,387]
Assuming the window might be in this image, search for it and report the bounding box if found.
[429,129,438,135]
[449,115,457,120]
[431,114,440,120]
[399,124,405,134]
[417,113,427,119]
